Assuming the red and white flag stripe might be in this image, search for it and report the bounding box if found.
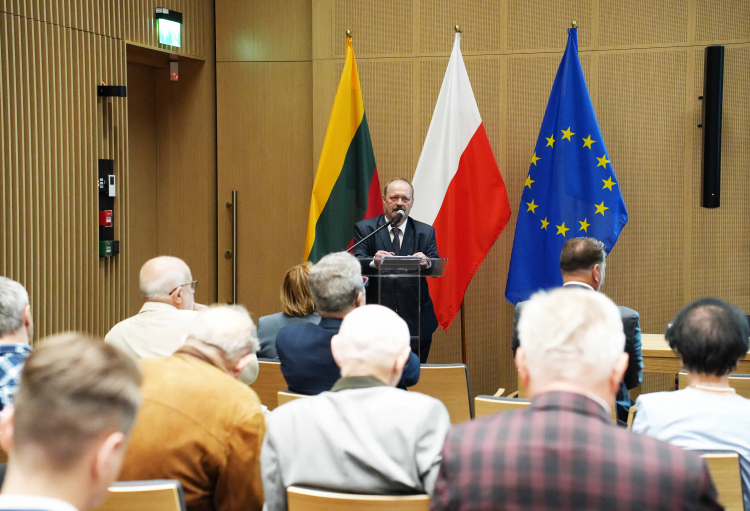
[411,33,511,330]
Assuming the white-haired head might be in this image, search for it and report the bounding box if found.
[139,256,195,310]
[331,305,411,386]
[0,277,32,341]
[518,288,625,390]
[308,252,364,316]
[186,305,259,361]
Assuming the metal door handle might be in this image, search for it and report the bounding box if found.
[226,191,238,304]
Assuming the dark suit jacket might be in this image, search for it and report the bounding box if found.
[431,391,721,511]
[353,215,439,338]
[275,317,420,395]
[510,283,644,423]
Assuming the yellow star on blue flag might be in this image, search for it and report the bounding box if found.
[505,27,629,305]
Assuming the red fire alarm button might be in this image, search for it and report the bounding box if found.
[99,210,113,227]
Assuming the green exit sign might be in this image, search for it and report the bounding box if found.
[155,8,182,48]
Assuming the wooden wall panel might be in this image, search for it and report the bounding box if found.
[1,13,129,341]
[507,0,593,51]
[1,0,122,39]
[599,0,688,48]
[690,46,750,308]
[332,0,412,58]
[597,50,688,334]
[215,0,311,62]
[419,1,504,55]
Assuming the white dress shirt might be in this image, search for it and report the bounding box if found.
[0,495,78,511]
[104,301,199,359]
[633,387,750,510]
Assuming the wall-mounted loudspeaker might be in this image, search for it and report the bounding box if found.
[701,45,724,209]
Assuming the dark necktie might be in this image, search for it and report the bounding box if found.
[392,227,401,255]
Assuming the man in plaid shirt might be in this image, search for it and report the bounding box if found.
[432,288,722,511]
[0,277,34,410]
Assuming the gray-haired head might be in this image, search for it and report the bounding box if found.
[139,256,192,299]
[307,252,364,316]
[186,305,259,360]
[0,277,31,340]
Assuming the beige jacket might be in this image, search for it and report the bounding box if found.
[119,350,266,511]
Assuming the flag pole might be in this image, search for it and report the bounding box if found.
[454,23,467,366]
[571,20,577,28]
[460,302,467,365]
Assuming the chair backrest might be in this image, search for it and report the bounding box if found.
[408,364,471,424]
[474,395,530,418]
[249,360,287,410]
[696,451,744,511]
[678,371,750,399]
[95,480,186,511]
[278,390,308,407]
[287,486,430,511]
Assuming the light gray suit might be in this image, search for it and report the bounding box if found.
[260,377,451,511]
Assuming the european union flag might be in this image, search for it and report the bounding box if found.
[505,27,628,305]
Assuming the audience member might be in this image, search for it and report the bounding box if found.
[0,278,34,411]
[105,256,203,358]
[262,305,450,510]
[434,288,721,510]
[257,263,320,359]
[118,305,265,511]
[0,334,141,511]
[511,237,643,423]
[634,297,750,510]
[275,251,420,394]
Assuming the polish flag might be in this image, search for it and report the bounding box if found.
[411,33,511,330]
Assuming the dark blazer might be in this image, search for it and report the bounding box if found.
[510,283,644,423]
[431,391,722,511]
[275,317,420,395]
[353,215,439,338]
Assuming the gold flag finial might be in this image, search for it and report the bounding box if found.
[571,20,578,28]
[454,25,461,33]
[346,29,352,38]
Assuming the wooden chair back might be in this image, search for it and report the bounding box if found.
[474,395,530,418]
[95,480,186,511]
[678,372,750,399]
[287,486,430,511]
[249,360,287,411]
[408,364,472,424]
[278,390,308,407]
[697,451,744,511]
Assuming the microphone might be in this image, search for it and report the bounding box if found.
[390,209,405,226]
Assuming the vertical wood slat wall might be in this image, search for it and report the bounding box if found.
[310,0,750,398]
[1,9,128,340]
[1,1,206,341]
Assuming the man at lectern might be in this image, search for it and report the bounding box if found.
[353,178,439,363]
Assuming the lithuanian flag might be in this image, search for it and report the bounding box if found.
[304,36,382,263]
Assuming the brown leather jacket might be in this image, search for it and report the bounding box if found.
[119,349,265,511]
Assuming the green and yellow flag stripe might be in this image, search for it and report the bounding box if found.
[304,36,381,262]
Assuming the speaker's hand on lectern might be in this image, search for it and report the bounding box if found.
[412,252,431,268]
[374,250,394,267]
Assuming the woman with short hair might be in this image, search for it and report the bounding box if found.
[633,297,750,510]
[256,263,319,359]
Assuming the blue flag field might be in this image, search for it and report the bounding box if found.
[505,27,628,305]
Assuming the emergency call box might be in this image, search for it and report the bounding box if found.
[99,210,113,227]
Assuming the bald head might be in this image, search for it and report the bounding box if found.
[139,257,194,310]
[331,305,412,386]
